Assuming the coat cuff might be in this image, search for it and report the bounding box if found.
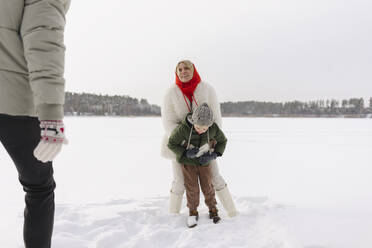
[37,104,64,120]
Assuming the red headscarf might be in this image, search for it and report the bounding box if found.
[175,64,201,104]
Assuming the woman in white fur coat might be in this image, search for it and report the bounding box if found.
[161,60,237,217]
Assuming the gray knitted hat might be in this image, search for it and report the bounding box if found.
[191,103,214,127]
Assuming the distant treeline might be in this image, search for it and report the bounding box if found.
[221,98,372,117]
[64,92,372,118]
[64,92,160,116]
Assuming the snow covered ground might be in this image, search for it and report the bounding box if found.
[0,117,371,247]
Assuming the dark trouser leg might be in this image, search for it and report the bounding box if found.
[0,114,56,248]
[198,164,217,210]
[181,165,200,212]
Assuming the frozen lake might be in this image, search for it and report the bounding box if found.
[1,117,371,247]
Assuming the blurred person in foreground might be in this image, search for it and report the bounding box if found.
[0,0,70,247]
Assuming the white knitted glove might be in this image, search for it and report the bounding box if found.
[33,120,68,163]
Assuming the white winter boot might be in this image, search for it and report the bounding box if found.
[216,186,237,217]
[169,191,183,214]
[187,210,199,228]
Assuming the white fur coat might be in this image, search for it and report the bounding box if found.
[160,81,222,160]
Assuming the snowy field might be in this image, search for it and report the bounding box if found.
[0,117,371,248]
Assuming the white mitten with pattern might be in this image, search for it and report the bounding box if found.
[33,120,68,163]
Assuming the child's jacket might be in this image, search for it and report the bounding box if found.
[168,114,227,166]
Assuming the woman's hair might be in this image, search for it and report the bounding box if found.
[176,60,194,74]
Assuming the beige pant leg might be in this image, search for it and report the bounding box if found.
[209,160,227,191]
[171,160,185,194]
[210,160,238,217]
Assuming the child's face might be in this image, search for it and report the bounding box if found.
[194,124,208,134]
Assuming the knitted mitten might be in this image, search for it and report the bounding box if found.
[33,120,68,163]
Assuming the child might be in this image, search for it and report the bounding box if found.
[168,103,227,228]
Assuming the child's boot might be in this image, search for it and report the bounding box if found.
[187,209,199,228]
[209,207,221,224]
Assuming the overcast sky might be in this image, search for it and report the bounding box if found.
[64,0,372,105]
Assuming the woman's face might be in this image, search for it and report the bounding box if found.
[176,63,193,83]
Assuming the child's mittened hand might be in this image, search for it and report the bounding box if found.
[186,147,199,158]
[199,152,217,165]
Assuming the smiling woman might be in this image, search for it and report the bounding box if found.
[176,60,194,83]
[161,60,237,218]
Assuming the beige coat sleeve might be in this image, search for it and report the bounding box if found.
[161,89,180,136]
[20,0,70,120]
[208,85,223,128]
